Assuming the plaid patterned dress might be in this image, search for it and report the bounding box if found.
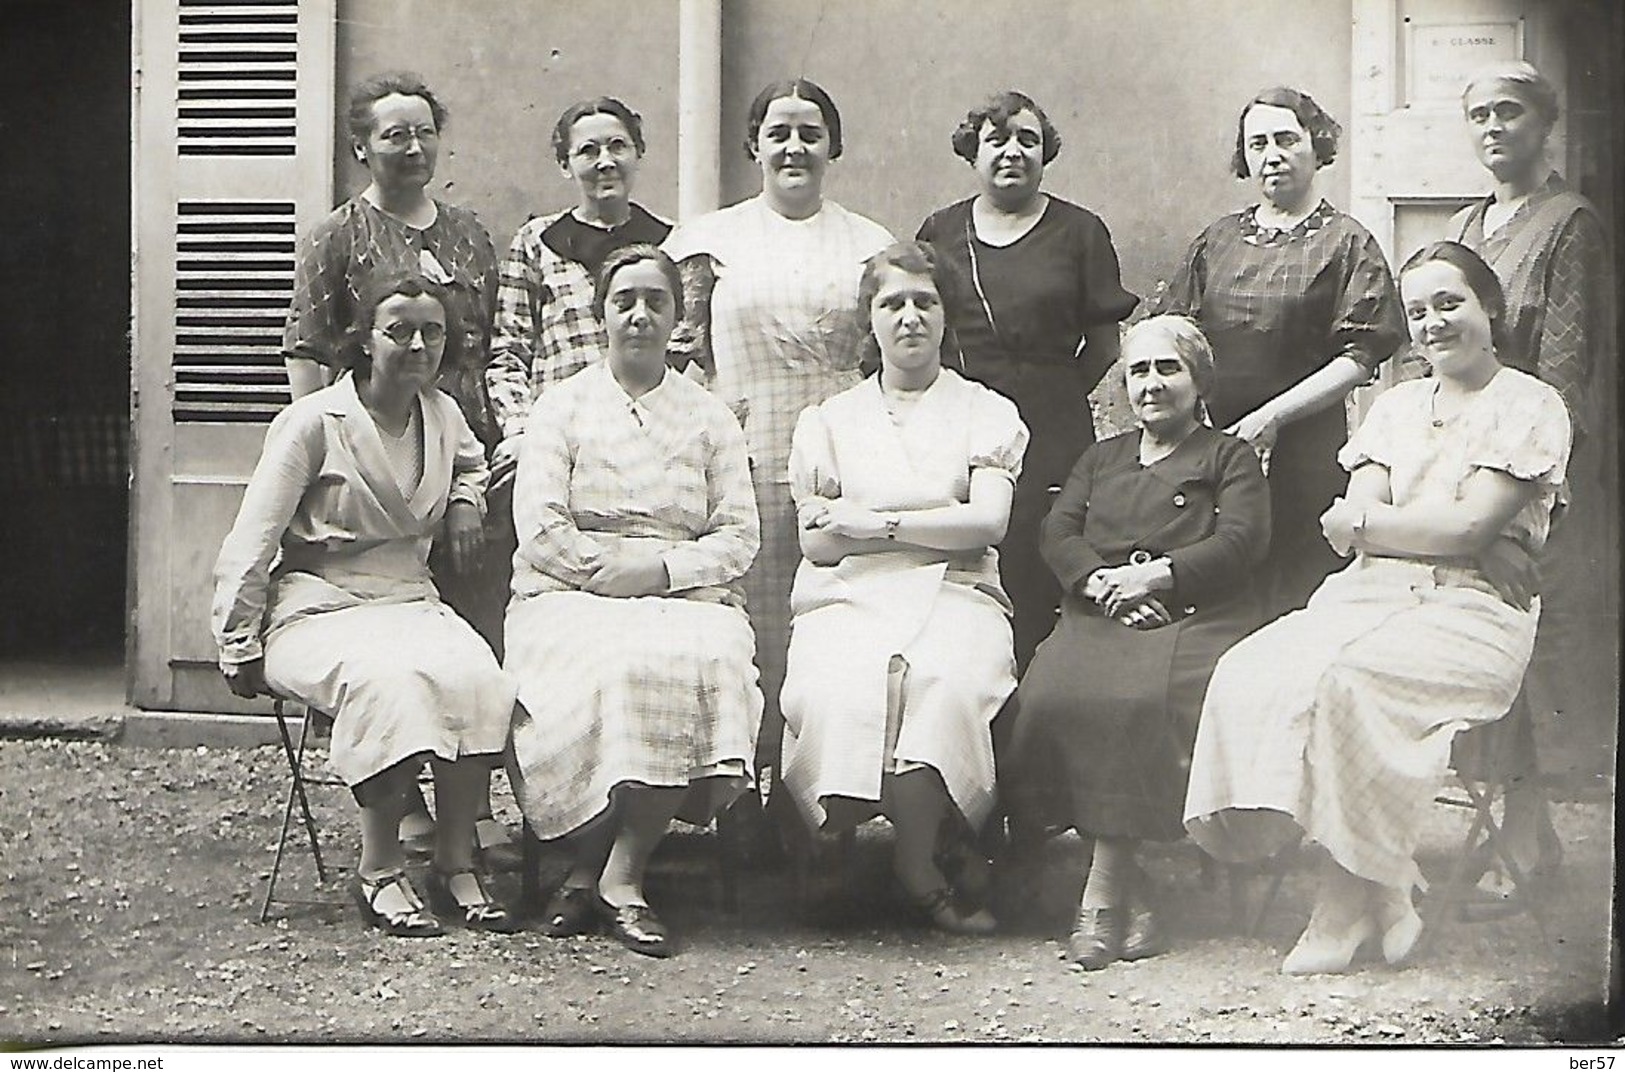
[664,197,893,754]
[1184,370,1570,889]
[284,198,501,450]
[504,365,762,839]
[1154,202,1407,617]
[486,204,672,439]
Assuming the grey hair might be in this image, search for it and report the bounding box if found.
[1461,61,1561,128]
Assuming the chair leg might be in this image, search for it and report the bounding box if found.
[520,818,544,918]
[261,712,302,923]
[288,710,328,883]
[716,804,742,916]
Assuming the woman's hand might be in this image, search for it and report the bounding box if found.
[445,501,485,575]
[803,498,888,541]
[1090,560,1173,618]
[1320,496,1364,557]
[583,551,669,598]
[1477,535,1539,611]
[1115,597,1173,630]
[222,658,267,700]
[1225,407,1281,457]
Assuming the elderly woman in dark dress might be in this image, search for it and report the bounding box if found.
[916,90,1139,670]
[1006,316,1270,970]
[281,70,512,860]
[1153,87,1407,618]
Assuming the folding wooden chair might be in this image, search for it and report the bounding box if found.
[259,696,348,922]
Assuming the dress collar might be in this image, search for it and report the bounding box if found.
[1239,199,1335,248]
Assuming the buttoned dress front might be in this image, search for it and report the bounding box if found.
[778,370,1028,832]
[504,365,763,840]
[1183,370,1571,889]
[211,378,517,789]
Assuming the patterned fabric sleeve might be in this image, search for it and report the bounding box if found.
[661,399,761,593]
[511,392,607,589]
[1469,379,1572,490]
[1149,225,1209,318]
[488,220,543,439]
[283,208,352,366]
[966,387,1029,483]
[1330,231,1408,373]
[1536,213,1610,442]
[668,255,717,377]
[1038,447,1108,593]
[211,404,324,667]
[788,405,841,508]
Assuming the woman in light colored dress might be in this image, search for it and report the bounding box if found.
[215,274,520,937]
[780,240,1028,934]
[505,245,761,958]
[663,78,893,774]
[1183,242,1571,975]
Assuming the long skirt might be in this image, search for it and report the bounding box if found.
[1183,558,1535,889]
[780,580,1015,832]
[506,591,762,840]
[262,597,517,789]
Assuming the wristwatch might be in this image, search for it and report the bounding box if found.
[883,514,901,540]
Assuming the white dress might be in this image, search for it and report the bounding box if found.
[1183,369,1571,888]
[779,369,1029,831]
[504,365,763,840]
[212,378,517,788]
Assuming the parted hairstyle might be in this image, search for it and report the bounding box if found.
[1231,86,1341,178]
[855,239,964,375]
[744,78,844,161]
[340,272,461,375]
[1399,240,1512,359]
[346,71,448,143]
[551,96,647,166]
[591,244,685,323]
[1461,61,1561,129]
[951,90,1062,165]
[1122,314,1216,401]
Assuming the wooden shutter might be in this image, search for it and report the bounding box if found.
[132,0,334,710]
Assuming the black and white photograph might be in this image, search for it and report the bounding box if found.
[1,0,1620,1053]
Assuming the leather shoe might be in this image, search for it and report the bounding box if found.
[1067,904,1126,971]
[538,884,599,938]
[599,898,674,958]
[1119,898,1167,962]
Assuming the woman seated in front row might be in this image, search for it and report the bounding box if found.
[213,273,520,937]
[505,245,761,959]
[1006,315,1270,971]
[779,239,1028,935]
[1183,241,1571,975]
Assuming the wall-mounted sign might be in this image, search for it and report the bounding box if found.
[1407,20,1523,106]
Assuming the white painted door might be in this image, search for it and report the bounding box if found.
[132,0,334,710]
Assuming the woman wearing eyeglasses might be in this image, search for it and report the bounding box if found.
[281,71,513,863]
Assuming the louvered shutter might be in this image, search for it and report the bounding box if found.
[132,0,334,710]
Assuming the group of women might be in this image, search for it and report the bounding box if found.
[211,61,1609,974]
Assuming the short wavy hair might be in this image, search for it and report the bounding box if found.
[551,96,647,167]
[744,78,843,161]
[1231,87,1341,178]
[855,239,965,375]
[339,272,461,374]
[1399,240,1512,359]
[951,90,1061,165]
[346,71,448,143]
[1461,61,1561,129]
[590,244,684,323]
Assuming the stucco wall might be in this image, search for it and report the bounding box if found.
[334,0,1351,299]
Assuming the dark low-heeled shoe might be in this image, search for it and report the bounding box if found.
[599,898,674,958]
[904,884,998,936]
[1119,898,1167,962]
[354,870,444,938]
[423,868,522,934]
[539,884,600,938]
[1068,904,1126,970]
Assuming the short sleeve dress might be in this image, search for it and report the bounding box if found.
[1154,201,1407,616]
[778,369,1029,833]
[917,197,1139,666]
[1184,369,1571,890]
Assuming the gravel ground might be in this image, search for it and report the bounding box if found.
[0,736,1616,1046]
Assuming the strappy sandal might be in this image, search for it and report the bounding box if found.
[353,870,444,938]
[424,868,521,934]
